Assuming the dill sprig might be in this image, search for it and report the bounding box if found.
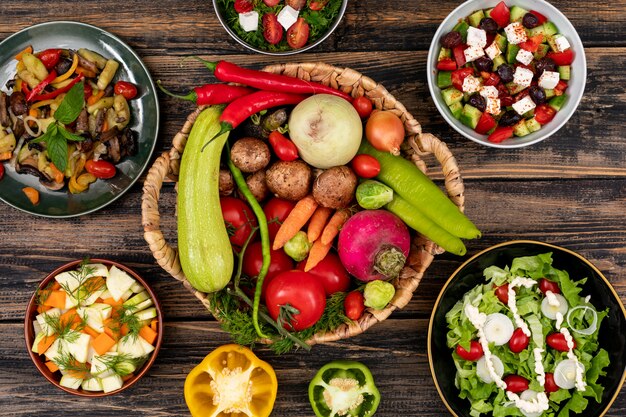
[117,304,143,342]
[58,258,103,307]
[35,281,55,307]
[97,353,147,377]
[53,347,90,378]
[43,311,85,343]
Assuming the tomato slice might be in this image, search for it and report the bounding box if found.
[535,104,557,124]
[453,44,467,67]
[529,10,548,24]
[483,72,501,86]
[451,67,474,91]
[487,126,514,143]
[436,57,457,71]
[475,112,497,135]
[547,49,574,66]
[309,0,329,10]
[263,13,283,45]
[555,80,568,93]
[263,0,281,5]
[490,1,511,28]
[287,17,310,49]
[234,0,254,13]
[519,34,544,53]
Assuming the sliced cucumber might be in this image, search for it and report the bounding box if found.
[130,281,145,294]
[558,65,571,81]
[483,313,514,346]
[549,94,568,111]
[460,104,483,129]
[506,44,520,64]
[134,307,157,322]
[544,88,556,99]
[541,294,569,320]
[468,10,485,27]
[476,355,504,384]
[534,44,550,60]
[509,6,529,22]
[132,298,154,313]
[123,291,151,308]
[494,33,508,52]
[437,71,453,89]
[442,87,464,106]
[492,55,506,71]
[543,22,559,37]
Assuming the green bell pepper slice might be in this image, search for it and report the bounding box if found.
[308,360,381,417]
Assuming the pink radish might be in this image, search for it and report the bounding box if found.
[337,210,410,281]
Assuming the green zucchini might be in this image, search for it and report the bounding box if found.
[178,106,234,293]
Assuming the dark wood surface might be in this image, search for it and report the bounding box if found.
[0,1,625,416]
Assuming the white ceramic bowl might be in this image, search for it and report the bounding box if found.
[427,0,586,148]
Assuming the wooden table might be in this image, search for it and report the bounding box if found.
[1,1,624,416]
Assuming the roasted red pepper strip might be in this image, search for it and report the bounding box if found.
[26,71,57,102]
[156,80,254,105]
[31,74,84,102]
[195,58,352,102]
[37,49,62,70]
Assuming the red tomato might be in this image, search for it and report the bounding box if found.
[451,67,474,91]
[547,333,574,351]
[344,291,365,320]
[539,278,561,295]
[351,154,380,179]
[535,104,557,124]
[555,80,568,93]
[519,34,544,53]
[309,0,329,10]
[296,252,350,295]
[0,164,4,181]
[453,44,467,68]
[114,81,138,100]
[544,373,559,394]
[548,49,574,66]
[504,375,529,393]
[475,112,497,135]
[530,10,548,24]
[263,13,283,45]
[243,242,293,296]
[263,0,281,5]
[37,49,61,70]
[488,126,514,143]
[234,0,254,13]
[509,328,530,353]
[264,198,295,242]
[490,1,511,28]
[287,18,310,49]
[84,159,116,179]
[483,72,501,86]
[494,284,510,304]
[352,96,373,119]
[268,131,299,161]
[265,271,326,331]
[220,197,258,247]
[455,341,484,361]
[436,57,457,71]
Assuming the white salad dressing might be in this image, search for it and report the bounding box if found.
[559,327,587,391]
[506,391,550,414]
[533,347,546,386]
[546,290,560,307]
[584,295,591,304]
[507,277,537,337]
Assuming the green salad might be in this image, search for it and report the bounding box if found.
[446,253,610,417]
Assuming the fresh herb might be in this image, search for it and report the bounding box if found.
[98,353,147,377]
[35,281,56,307]
[117,304,143,342]
[42,311,85,343]
[57,259,103,308]
[53,347,90,378]
[31,81,86,172]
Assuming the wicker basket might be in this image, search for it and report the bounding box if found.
[141,62,466,347]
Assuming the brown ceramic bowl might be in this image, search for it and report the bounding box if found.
[24,259,164,397]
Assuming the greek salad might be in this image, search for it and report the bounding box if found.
[446,253,610,417]
[435,1,574,143]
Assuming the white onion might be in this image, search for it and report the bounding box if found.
[476,355,504,384]
[484,313,514,346]
[519,390,544,417]
[566,305,598,336]
[23,116,42,138]
[554,359,584,390]
[541,294,569,320]
[9,136,25,169]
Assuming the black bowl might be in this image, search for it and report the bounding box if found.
[428,240,626,417]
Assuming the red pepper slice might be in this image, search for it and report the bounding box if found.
[436,57,457,71]
[482,72,500,86]
[31,74,84,102]
[452,44,467,67]
[490,1,511,28]
[475,112,497,134]
[268,131,299,161]
[529,10,548,24]
[519,34,544,53]
[26,71,57,102]
[547,50,574,66]
[488,126,514,143]
[37,49,62,70]
[156,81,254,105]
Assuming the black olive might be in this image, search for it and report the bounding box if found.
[522,13,541,29]
[440,31,462,49]
[468,94,486,112]
[474,56,494,73]
[499,110,522,127]
[528,86,547,104]
[535,57,557,75]
[479,17,499,33]
[497,64,515,84]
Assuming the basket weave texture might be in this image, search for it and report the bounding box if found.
[141,62,466,346]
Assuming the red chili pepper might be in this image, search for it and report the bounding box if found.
[31,75,84,102]
[37,49,62,70]
[156,80,254,105]
[194,58,352,102]
[26,71,57,102]
[268,131,299,161]
[22,81,31,96]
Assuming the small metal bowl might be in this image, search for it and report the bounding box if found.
[213,0,348,56]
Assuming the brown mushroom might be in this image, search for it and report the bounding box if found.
[230,137,271,173]
[219,169,235,196]
[266,160,312,201]
[9,91,28,116]
[246,170,269,202]
[312,166,358,209]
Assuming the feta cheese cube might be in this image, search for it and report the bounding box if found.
[480,85,499,99]
[516,49,534,65]
[277,5,299,30]
[464,45,485,63]
[538,70,560,89]
[466,27,487,48]
[512,96,537,115]
[553,35,571,52]
[485,98,501,115]
[504,22,527,45]
[238,11,259,32]
[513,66,534,89]
[485,42,501,60]
[462,75,482,94]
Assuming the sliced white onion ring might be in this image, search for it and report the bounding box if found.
[541,294,569,320]
[554,359,584,390]
[9,136,25,169]
[566,305,598,336]
[476,355,504,384]
[23,115,42,138]
[484,313,515,346]
[519,390,544,417]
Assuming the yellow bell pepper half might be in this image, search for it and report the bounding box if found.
[184,344,277,417]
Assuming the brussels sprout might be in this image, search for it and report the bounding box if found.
[363,280,395,310]
[284,231,312,262]
[356,180,394,210]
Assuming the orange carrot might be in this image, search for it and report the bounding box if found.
[122,373,135,382]
[87,89,104,106]
[120,323,130,336]
[45,361,60,373]
[320,209,351,246]
[43,291,66,309]
[0,151,12,161]
[272,196,318,250]
[101,297,123,307]
[66,360,89,379]
[139,325,157,345]
[59,309,79,327]
[83,325,100,338]
[150,319,158,332]
[49,163,65,184]
[304,239,333,272]
[92,332,116,356]
[22,187,40,205]
[75,66,97,78]
[38,335,57,355]
[37,305,52,314]
[307,207,333,242]
[15,45,33,61]
[51,282,61,291]
[103,319,120,341]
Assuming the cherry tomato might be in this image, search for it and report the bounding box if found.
[365,110,405,154]
[547,333,574,352]
[114,81,138,100]
[352,96,373,119]
[285,0,306,10]
[263,0,281,5]
[539,278,561,295]
[263,198,295,242]
[351,154,380,179]
[344,291,365,320]
[263,13,283,45]
[309,0,329,10]
[268,131,298,161]
[504,375,529,393]
[37,49,61,70]
[451,67,474,91]
[490,1,510,28]
[544,373,559,394]
[220,197,258,247]
[296,252,350,295]
[509,328,530,353]
[535,104,557,124]
[84,159,116,179]
[547,49,575,66]
[494,283,510,304]
[265,271,326,331]
[234,0,254,13]
[455,341,484,361]
[287,17,310,49]
[243,242,293,296]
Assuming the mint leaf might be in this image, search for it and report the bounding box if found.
[46,131,69,172]
[30,122,57,144]
[54,81,85,124]
[58,126,86,142]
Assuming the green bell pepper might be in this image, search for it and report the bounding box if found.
[308,360,381,417]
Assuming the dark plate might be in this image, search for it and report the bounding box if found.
[0,21,159,217]
[428,240,626,417]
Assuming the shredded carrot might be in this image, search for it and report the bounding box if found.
[272,196,318,250]
[83,325,100,338]
[87,89,104,106]
[150,319,158,332]
[37,334,57,355]
[22,187,40,205]
[43,290,66,309]
[75,66,97,78]
[138,325,157,345]
[305,239,333,272]
[45,361,60,373]
[122,373,135,382]
[92,332,116,355]
[15,45,33,61]
[320,209,351,246]
[49,163,65,184]
[307,207,333,242]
